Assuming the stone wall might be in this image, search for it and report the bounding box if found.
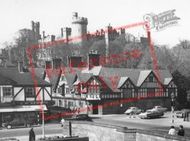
[72,122,190,141]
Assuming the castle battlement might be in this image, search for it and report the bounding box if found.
[72,12,88,25]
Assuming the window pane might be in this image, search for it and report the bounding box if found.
[3,87,12,97]
[25,87,35,97]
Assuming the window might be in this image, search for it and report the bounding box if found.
[61,76,65,81]
[147,88,155,97]
[25,87,35,98]
[66,88,70,94]
[59,100,62,107]
[149,74,154,82]
[187,93,190,102]
[3,87,12,97]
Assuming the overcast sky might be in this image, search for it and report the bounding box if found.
[0,0,189,48]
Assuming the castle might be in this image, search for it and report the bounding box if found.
[36,12,145,65]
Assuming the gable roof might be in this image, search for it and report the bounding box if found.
[0,67,50,86]
[164,77,173,85]
[65,73,77,88]
[32,65,173,92]
[137,70,152,86]
[0,73,17,85]
[117,77,129,89]
[45,69,62,91]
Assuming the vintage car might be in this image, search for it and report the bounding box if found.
[66,114,92,121]
[124,107,142,115]
[3,117,38,129]
[139,109,164,119]
[176,109,190,118]
[152,106,167,112]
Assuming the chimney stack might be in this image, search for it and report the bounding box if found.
[42,31,45,39]
[61,28,64,37]
[18,61,24,73]
[45,60,52,69]
[52,58,62,69]
[68,56,82,68]
[88,50,100,70]
[51,35,55,42]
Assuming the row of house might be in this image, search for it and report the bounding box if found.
[35,51,177,115]
[0,51,177,126]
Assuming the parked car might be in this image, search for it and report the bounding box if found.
[3,118,37,129]
[152,106,167,112]
[124,107,142,115]
[139,110,164,119]
[176,109,190,118]
[67,114,92,121]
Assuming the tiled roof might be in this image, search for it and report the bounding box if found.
[45,69,62,91]
[0,74,16,85]
[164,77,173,85]
[117,77,129,89]
[137,70,151,86]
[0,67,50,86]
[31,66,173,92]
[77,72,93,83]
[81,66,102,76]
[65,73,77,88]
[99,67,141,85]
[99,76,120,92]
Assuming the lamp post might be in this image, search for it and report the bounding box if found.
[42,107,45,138]
[171,93,175,124]
[40,105,45,138]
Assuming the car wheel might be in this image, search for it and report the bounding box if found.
[7,125,12,129]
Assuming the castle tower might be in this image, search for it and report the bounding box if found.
[31,21,41,41]
[105,25,113,62]
[62,27,71,43]
[71,12,88,46]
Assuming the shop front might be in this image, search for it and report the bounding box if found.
[0,105,47,128]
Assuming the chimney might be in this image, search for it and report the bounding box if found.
[45,60,52,69]
[51,35,55,42]
[18,61,24,73]
[88,50,100,70]
[52,58,62,69]
[68,56,82,68]
[31,21,35,32]
[42,31,45,39]
[61,28,64,37]
[36,22,40,40]
[105,25,112,63]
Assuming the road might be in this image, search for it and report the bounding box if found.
[91,113,190,137]
[0,112,190,139]
[0,123,67,139]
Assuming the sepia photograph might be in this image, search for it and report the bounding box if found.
[0,0,190,141]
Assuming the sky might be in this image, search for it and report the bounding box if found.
[0,0,189,48]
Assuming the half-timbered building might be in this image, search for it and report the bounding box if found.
[0,65,52,127]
